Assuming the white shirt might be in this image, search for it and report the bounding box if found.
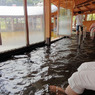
[68,62,95,94]
[75,14,83,25]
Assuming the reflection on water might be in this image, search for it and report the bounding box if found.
[0,34,95,95]
[0,31,44,52]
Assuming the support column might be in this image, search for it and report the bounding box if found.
[11,18,14,31]
[34,17,37,30]
[15,17,18,31]
[54,16,56,31]
[85,14,87,21]
[44,0,51,46]
[0,32,2,45]
[23,0,29,46]
[71,11,73,34]
[32,17,34,30]
[0,18,1,31]
[40,16,43,31]
[57,0,60,35]
[71,1,74,34]
[5,18,7,31]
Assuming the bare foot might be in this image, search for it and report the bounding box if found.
[49,85,67,95]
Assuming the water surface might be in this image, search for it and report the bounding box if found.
[0,34,95,95]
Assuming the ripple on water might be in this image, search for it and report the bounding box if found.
[1,34,95,95]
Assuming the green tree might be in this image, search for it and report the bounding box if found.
[93,14,95,20]
[0,0,43,6]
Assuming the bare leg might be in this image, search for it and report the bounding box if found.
[76,31,79,35]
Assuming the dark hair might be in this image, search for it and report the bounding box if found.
[78,11,81,14]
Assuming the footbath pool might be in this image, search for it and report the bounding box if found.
[0,34,95,95]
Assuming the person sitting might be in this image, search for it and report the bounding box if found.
[89,23,95,40]
[49,62,95,95]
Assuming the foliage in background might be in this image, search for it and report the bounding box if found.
[87,14,95,21]
[0,0,43,6]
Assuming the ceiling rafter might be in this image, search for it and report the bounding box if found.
[51,0,95,15]
[75,0,95,8]
[89,1,95,7]
[76,7,82,11]
[74,8,95,15]
[84,6,91,10]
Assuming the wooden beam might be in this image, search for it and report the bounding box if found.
[51,11,57,17]
[44,0,51,46]
[74,0,95,8]
[84,6,91,11]
[74,8,95,15]
[89,1,95,7]
[23,0,29,46]
[76,7,82,11]
[73,0,76,8]
[75,0,93,7]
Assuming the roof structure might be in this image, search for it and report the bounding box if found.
[51,0,95,15]
[0,5,57,17]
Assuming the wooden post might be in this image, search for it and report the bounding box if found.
[34,17,37,30]
[11,18,14,31]
[0,18,1,31]
[70,1,74,35]
[57,0,60,35]
[71,11,73,34]
[54,16,56,31]
[32,17,34,30]
[85,14,87,21]
[40,16,43,31]
[0,32,2,45]
[23,0,29,46]
[44,0,51,46]
[5,18,7,31]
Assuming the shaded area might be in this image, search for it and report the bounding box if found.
[0,33,95,95]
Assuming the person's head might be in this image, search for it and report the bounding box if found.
[78,11,81,14]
